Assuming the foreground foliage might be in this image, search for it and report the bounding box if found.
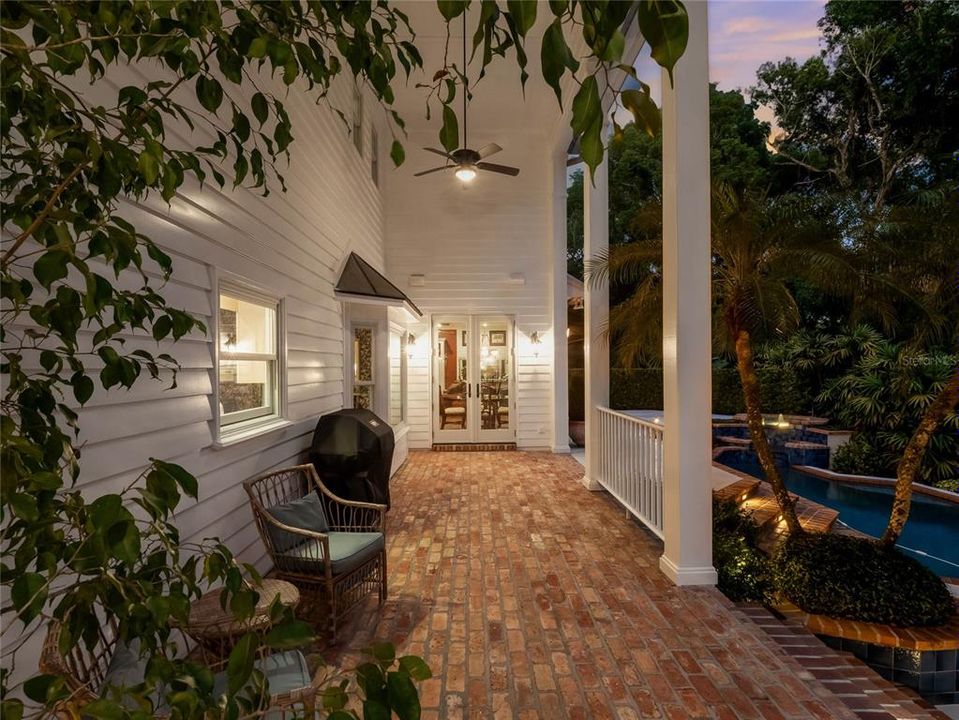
[773,534,954,627]
[1,0,690,716]
[712,499,773,604]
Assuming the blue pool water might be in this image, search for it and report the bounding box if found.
[724,459,959,577]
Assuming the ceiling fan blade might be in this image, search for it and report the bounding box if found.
[476,143,502,159]
[413,166,451,177]
[477,162,520,176]
[423,147,452,159]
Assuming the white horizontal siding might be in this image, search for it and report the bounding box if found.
[4,61,389,682]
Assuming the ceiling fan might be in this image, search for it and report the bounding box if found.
[414,15,519,182]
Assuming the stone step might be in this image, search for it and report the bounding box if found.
[713,475,760,504]
[716,435,752,446]
[742,482,839,540]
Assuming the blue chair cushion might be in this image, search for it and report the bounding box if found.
[213,649,311,696]
[285,532,384,576]
[266,492,329,552]
[101,639,167,713]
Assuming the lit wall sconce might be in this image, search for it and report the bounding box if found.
[530,330,542,358]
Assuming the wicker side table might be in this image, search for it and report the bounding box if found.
[180,579,300,657]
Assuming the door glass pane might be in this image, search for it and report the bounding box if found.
[389,330,405,425]
[353,327,374,410]
[437,321,468,430]
[479,321,509,430]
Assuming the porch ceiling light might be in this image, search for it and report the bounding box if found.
[455,165,477,182]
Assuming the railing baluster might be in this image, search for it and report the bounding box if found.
[592,407,665,540]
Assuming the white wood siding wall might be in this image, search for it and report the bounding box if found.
[384,132,556,449]
[3,63,389,680]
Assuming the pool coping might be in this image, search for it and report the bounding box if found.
[780,601,959,652]
[794,465,959,506]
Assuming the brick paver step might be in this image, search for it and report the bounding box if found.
[713,476,760,504]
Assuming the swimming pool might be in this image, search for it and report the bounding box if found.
[722,459,959,577]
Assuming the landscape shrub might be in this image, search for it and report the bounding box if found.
[712,499,774,603]
[773,534,954,627]
[831,433,892,477]
[609,367,813,415]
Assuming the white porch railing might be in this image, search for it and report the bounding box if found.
[595,407,664,538]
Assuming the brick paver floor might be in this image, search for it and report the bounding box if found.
[323,451,875,719]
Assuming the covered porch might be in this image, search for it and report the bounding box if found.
[321,451,941,720]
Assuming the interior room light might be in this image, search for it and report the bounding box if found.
[455,165,477,182]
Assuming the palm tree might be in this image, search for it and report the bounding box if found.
[590,183,855,535]
[860,190,959,546]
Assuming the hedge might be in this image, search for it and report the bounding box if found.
[773,534,954,627]
[599,367,813,415]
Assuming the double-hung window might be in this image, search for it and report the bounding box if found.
[217,283,282,436]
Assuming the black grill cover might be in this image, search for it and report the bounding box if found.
[309,409,394,509]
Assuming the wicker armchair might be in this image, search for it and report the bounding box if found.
[244,464,387,642]
[39,618,323,718]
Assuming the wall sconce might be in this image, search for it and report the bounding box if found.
[406,333,416,359]
[530,330,542,358]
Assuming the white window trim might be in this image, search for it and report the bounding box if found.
[351,323,375,411]
[352,86,363,156]
[388,320,408,429]
[211,270,289,448]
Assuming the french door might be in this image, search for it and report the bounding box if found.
[433,315,515,443]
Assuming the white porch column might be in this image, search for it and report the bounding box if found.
[582,150,609,490]
[550,146,570,454]
[659,2,717,585]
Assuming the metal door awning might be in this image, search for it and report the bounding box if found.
[334,252,422,317]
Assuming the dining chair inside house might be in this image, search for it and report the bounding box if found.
[440,387,466,429]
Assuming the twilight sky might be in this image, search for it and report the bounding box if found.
[633,0,827,132]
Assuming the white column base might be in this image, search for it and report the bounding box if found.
[552,444,571,454]
[581,475,602,491]
[659,555,718,586]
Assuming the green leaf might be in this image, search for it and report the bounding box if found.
[437,0,468,21]
[507,0,538,36]
[390,140,405,167]
[362,701,390,720]
[571,75,601,137]
[571,76,604,178]
[264,619,316,649]
[138,151,159,184]
[153,459,199,499]
[226,633,258,695]
[602,29,626,62]
[620,87,661,137]
[398,655,432,681]
[33,250,70,290]
[249,36,268,59]
[369,642,396,668]
[636,0,689,85]
[10,493,39,522]
[11,573,47,624]
[386,671,420,720]
[439,104,459,153]
[23,675,66,704]
[196,75,224,113]
[251,92,269,126]
[540,19,579,106]
[0,699,24,720]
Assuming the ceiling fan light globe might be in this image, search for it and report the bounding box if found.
[455,165,477,182]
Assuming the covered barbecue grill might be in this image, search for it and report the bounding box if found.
[309,408,394,509]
